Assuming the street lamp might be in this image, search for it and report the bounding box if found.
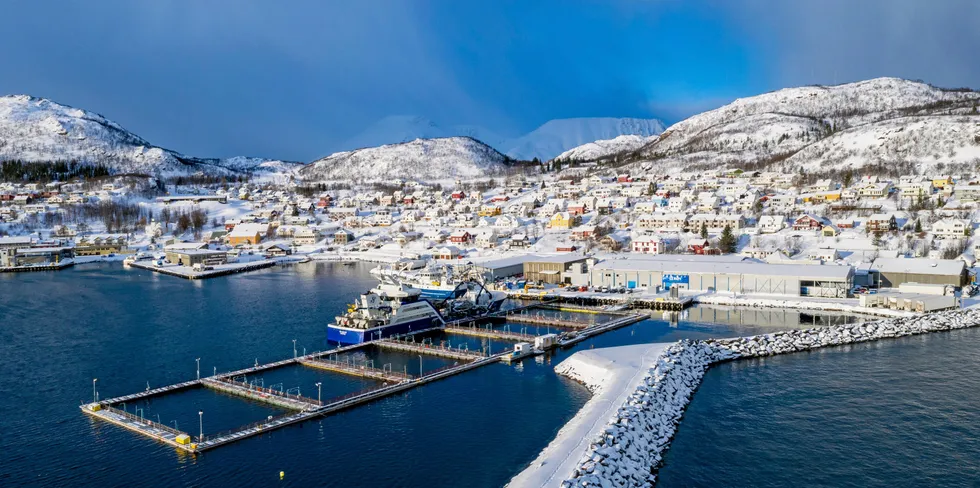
[418,355,423,378]
[92,378,98,403]
[292,339,297,358]
[196,358,201,380]
[315,382,322,404]
[198,410,204,442]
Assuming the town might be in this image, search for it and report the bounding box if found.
[1,166,974,313]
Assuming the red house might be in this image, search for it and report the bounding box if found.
[567,203,586,216]
[316,197,332,208]
[451,191,466,200]
[687,238,710,254]
[491,195,510,202]
[792,213,824,231]
[403,196,415,205]
[617,174,632,183]
[449,230,472,244]
[556,245,577,252]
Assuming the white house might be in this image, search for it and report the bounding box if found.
[631,236,665,255]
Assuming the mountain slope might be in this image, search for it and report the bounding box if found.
[555,134,656,162]
[0,95,297,176]
[341,115,506,152]
[300,136,511,183]
[625,78,980,174]
[504,117,666,161]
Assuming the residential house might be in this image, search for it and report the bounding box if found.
[228,223,269,246]
[632,236,665,255]
[334,229,355,244]
[550,212,580,230]
[792,214,825,231]
[687,238,710,254]
[866,214,898,232]
[475,230,498,249]
[570,225,598,241]
[758,215,786,234]
[433,245,462,260]
[449,230,472,244]
[932,218,970,240]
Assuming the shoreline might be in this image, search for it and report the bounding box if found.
[506,343,670,488]
[514,308,980,487]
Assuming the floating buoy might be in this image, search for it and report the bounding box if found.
[280,471,285,480]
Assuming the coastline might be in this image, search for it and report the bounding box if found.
[506,343,669,487]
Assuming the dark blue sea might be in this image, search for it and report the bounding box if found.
[659,327,980,487]
[0,262,904,487]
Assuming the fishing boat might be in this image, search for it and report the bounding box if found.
[327,281,445,345]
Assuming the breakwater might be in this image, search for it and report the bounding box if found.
[556,308,980,487]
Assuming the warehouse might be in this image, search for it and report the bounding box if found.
[468,255,538,281]
[165,249,228,267]
[589,259,853,298]
[867,258,968,288]
[524,254,589,285]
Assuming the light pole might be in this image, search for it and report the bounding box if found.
[92,378,98,403]
[315,382,322,404]
[418,355,423,378]
[196,358,201,380]
[198,410,204,442]
[172,420,179,431]
[292,339,297,358]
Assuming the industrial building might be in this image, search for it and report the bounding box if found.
[589,258,853,297]
[468,255,537,281]
[864,258,968,288]
[523,254,589,284]
[164,249,228,267]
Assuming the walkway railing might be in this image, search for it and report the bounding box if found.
[215,377,322,407]
[102,405,187,437]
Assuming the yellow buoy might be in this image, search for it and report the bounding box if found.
[280,471,285,480]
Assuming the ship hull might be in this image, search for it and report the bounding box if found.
[327,315,443,345]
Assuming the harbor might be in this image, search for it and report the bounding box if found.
[127,259,277,280]
[81,288,649,454]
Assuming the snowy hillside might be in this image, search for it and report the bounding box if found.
[0,95,295,176]
[503,117,666,161]
[342,115,666,162]
[300,137,512,183]
[554,134,656,162]
[624,78,980,175]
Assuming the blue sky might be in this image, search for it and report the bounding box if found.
[1,0,978,161]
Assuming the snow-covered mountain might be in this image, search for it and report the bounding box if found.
[300,137,512,183]
[502,117,666,161]
[342,115,666,162]
[341,116,507,152]
[554,134,657,162]
[623,78,980,175]
[0,95,299,175]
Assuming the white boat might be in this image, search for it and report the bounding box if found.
[327,280,445,345]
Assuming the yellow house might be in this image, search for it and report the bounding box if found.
[227,223,268,246]
[550,212,580,230]
[477,205,502,217]
[820,191,842,202]
[932,175,953,189]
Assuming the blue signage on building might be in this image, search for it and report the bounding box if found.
[662,273,689,288]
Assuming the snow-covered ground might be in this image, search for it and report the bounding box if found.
[507,343,669,488]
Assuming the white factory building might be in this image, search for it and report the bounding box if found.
[588,257,853,298]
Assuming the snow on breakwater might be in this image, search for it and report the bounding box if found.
[693,293,914,318]
[556,308,980,487]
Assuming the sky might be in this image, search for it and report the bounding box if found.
[1,0,978,161]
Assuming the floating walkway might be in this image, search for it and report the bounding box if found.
[202,377,322,411]
[82,298,653,453]
[444,323,538,342]
[504,313,596,329]
[376,338,489,361]
[299,357,413,382]
[128,260,276,280]
[0,261,74,273]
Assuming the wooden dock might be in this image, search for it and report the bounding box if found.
[444,324,538,342]
[375,338,489,361]
[202,377,322,411]
[299,357,413,382]
[0,261,74,273]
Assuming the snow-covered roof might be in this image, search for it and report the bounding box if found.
[870,258,965,276]
[593,259,852,280]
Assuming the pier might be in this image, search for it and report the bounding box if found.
[0,261,74,273]
[128,260,276,280]
[376,337,489,361]
[504,312,596,329]
[81,298,655,454]
[444,323,539,342]
[202,377,323,411]
[299,357,414,382]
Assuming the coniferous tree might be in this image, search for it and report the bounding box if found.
[700,223,708,239]
[719,225,738,254]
